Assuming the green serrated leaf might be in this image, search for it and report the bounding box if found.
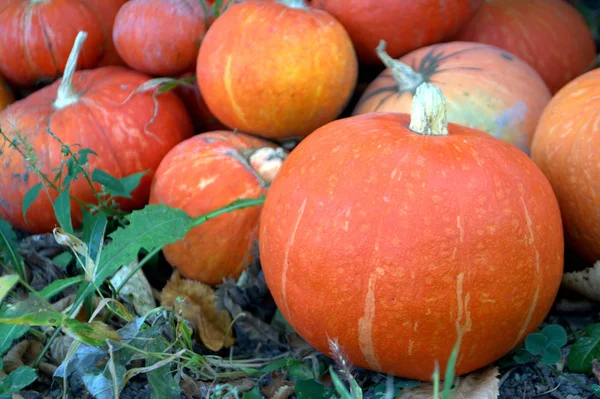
[22,182,43,222]
[94,204,192,285]
[295,379,329,399]
[525,333,548,355]
[540,344,562,365]
[567,323,600,373]
[37,276,84,301]
[0,366,37,394]
[53,189,74,234]
[541,324,568,348]
[0,297,63,326]
[0,275,18,304]
[92,169,147,199]
[62,319,122,347]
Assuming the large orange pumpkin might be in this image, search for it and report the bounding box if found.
[175,73,227,133]
[0,76,14,111]
[149,131,287,285]
[259,83,564,381]
[531,69,600,264]
[0,31,193,234]
[353,41,551,154]
[311,0,483,64]
[452,0,597,94]
[0,0,126,87]
[113,0,206,76]
[196,0,358,140]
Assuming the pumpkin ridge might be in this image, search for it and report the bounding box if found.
[77,0,110,52]
[36,7,60,76]
[21,5,45,81]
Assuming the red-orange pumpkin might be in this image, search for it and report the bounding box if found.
[452,0,597,94]
[259,83,564,380]
[0,76,14,111]
[353,41,551,154]
[149,130,287,285]
[0,0,127,87]
[0,32,193,234]
[531,69,600,264]
[311,0,483,64]
[92,0,128,68]
[113,0,206,76]
[175,73,227,133]
[196,0,358,139]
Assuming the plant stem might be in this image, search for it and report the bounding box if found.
[191,196,266,228]
[54,31,87,109]
[278,0,308,9]
[376,40,424,93]
[409,82,449,136]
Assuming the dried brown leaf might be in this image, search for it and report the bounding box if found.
[160,271,234,351]
[3,340,43,373]
[110,259,156,316]
[562,261,600,302]
[396,366,500,399]
[50,335,75,364]
[262,372,293,398]
[180,373,202,399]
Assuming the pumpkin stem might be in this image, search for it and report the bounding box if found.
[409,83,449,136]
[54,31,87,109]
[249,147,288,184]
[376,40,424,93]
[277,0,309,9]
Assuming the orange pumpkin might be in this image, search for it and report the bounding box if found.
[311,0,483,64]
[113,0,206,76]
[175,73,227,133]
[149,131,287,285]
[0,76,14,111]
[196,0,358,140]
[92,0,129,68]
[353,41,551,154]
[0,0,126,87]
[0,32,193,234]
[531,69,600,264]
[259,83,564,381]
[452,0,597,94]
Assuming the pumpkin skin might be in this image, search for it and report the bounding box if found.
[453,0,597,94]
[531,69,600,264]
[0,0,126,87]
[311,0,483,64]
[0,33,193,234]
[0,76,14,110]
[353,42,552,154]
[175,73,227,133]
[259,87,564,380]
[113,0,206,76]
[91,0,128,68]
[196,0,358,139]
[149,131,287,285]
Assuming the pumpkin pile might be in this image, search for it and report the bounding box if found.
[0,0,597,386]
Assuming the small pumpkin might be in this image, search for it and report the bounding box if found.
[0,31,194,234]
[311,0,483,64]
[259,83,564,381]
[353,41,551,154]
[0,0,126,87]
[175,73,227,133]
[0,76,14,111]
[196,0,358,139]
[149,130,287,285]
[531,69,600,264]
[113,0,206,76]
[452,0,597,94]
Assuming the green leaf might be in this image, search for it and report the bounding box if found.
[288,363,316,381]
[52,251,74,267]
[541,325,568,348]
[94,204,192,285]
[513,349,534,365]
[329,367,355,399]
[0,366,37,394]
[62,319,122,347]
[567,324,600,373]
[22,182,43,222]
[0,324,28,356]
[0,275,18,304]
[525,333,548,355]
[0,219,24,280]
[372,378,420,398]
[37,276,84,301]
[295,379,330,399]
[540,344,562,365]
[92,169,147,199]
[146,338,181,399]
[0,297,63,326]
[241,386,263,399]
[53,189,74,234]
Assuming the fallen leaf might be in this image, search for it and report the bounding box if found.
[110,259,156,316]
[160,271,234,351]
[50,334,75,364]
[396,366,500,399]
[593,359,600,383]
[3,340,43,373]
[262,372,294,398]
[562,261,600,302]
